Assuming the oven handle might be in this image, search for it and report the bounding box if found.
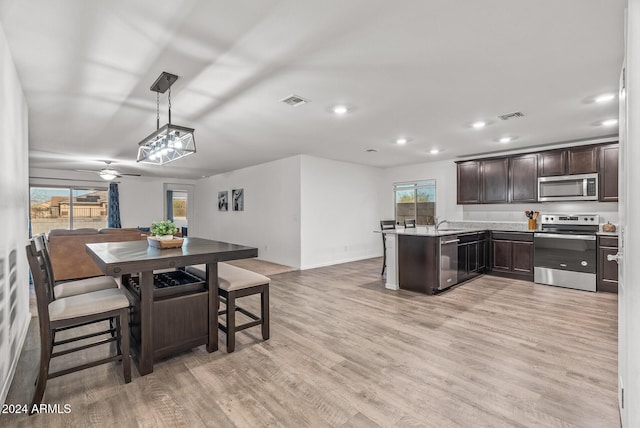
[534,233,596,241]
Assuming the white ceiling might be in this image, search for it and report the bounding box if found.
[0,0,626,180]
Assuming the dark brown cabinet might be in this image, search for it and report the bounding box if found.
[457,232,488,283]
[597,236,619,293]
[458,142,617,204]
[509,154,538,203]
[538,146,598,177]
[568,146,598,174]
[397,234,439,294]
[538,150,566,177]
[481,158,509,203]
[457,161,481,204]
[599,144,619,202]
[489,232,533,280]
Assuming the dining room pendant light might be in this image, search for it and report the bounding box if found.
[136,71,196,165]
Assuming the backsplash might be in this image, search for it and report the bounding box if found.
[447,220,530,232]
[461,201,619,226]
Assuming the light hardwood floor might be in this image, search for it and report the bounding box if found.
[4,258,619,427]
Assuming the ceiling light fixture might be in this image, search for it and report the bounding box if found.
[601,118,618,127]
[332,105,349,115]
[499,137,513,143]
[99,168,118,181]
[595,93,616,103]
[396,138,408,145]
[430,149,440,154]
[471,121,486,129]
[137,71,196,165]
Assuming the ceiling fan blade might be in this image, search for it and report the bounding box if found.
[119,173,141,177]
[74,169,100,173]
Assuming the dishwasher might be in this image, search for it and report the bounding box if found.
[438,236,459,290]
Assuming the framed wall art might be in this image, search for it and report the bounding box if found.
[218,191,228,211]
[232,188,244,211]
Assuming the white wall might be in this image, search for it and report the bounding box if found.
[192,156,301,268]
[299,155,383,269]
[381,159,462,222]
[0,23,30,404]
[29,169,197,229]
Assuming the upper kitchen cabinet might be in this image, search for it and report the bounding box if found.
[481,158,509,203]
[568,146,598,174]
[599,143,619,202]
[537,150,566,177]
[509,154,537,203]
[538,146,598,177]
[457,161,481,204]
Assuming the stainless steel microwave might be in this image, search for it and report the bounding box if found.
[537,173,598,202]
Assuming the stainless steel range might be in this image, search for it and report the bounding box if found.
[533,214,599,292]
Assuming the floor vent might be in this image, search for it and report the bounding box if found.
[498,111,525,120]
[280,95,309,107]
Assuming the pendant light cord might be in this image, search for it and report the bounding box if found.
[156,92,160,130]
[168,87,172,125]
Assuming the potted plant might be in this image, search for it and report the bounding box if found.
[151,220,178,240]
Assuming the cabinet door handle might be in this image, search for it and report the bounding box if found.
[607,252,622,264]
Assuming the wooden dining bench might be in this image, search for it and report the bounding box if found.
[187,263,270,352]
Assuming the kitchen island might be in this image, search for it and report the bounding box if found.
[380,227,488,294]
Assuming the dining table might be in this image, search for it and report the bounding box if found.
[86,237,258,375]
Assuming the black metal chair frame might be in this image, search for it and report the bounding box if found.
[404,219,416,228]
[380,220,396,275]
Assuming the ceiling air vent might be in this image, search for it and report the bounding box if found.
[280,94,310,107]
[498,111,525,121]
[365,148,378,153]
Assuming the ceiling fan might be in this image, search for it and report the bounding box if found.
[76,161,141,181]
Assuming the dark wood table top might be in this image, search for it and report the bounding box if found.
[86,237,258,276]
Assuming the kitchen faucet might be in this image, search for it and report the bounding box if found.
[435,218,448,231]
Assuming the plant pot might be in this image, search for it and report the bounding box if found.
[156,235,174,241]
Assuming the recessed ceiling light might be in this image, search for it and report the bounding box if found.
[471,121,486,129]
[430,149,440,154]
[332,105,349,115]
[595,93,616,103]
[601,119,618,127]
[396,138,408,145]
[499,136,513,143]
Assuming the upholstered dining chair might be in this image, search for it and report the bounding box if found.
[380,220,396,275]
[404,219,416,228]
[25,240,131,413]
[32,233,118,299]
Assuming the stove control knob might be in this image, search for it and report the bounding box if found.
[591,217,595,221]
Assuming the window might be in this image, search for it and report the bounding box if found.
[394,180,436,225]
[29,186,108,235]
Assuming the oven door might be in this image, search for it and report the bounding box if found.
[533,233,597,291]
[534,233,596,273]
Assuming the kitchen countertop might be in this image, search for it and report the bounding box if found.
[379,227,493,237]
[596,231,619,236]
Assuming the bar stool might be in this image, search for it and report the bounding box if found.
[188,263,270,352]
[380,220,396,275]
[25,241,131,413]
[404,219,416,228]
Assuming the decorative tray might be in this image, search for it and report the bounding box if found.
[147,236,184,248]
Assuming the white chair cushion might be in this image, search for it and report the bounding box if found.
[49,288,130,322]
[187,263,270,291]
[53,276,118,299]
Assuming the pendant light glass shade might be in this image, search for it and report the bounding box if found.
[136,124,196,165]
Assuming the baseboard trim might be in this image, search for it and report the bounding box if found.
[299,254,380,271]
